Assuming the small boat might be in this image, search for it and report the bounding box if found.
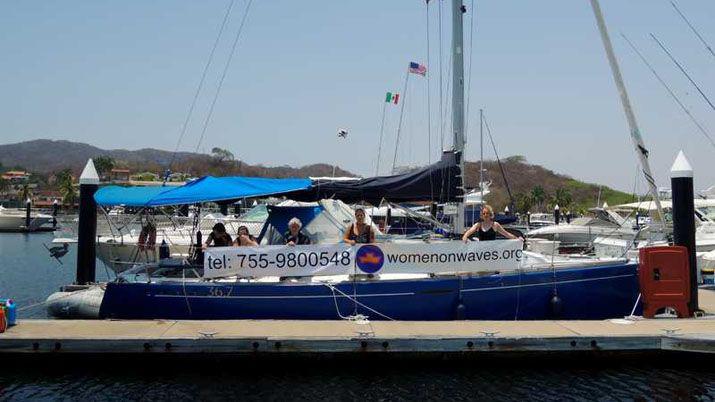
[0,205,54,232]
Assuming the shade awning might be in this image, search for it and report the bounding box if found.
[94,176,312,207]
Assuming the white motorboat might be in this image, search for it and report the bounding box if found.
[526,207,636,245]
[0,205,54,232]
[526,213,555,229]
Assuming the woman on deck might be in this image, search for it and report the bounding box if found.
[462,205,521,242]
[234,225,259,247]
[343,207,375,245]
[204,223,232,249]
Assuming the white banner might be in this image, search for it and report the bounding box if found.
[203,240,523,279]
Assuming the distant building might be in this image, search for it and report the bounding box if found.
[2,170,31,184]
[110,168,131,183]
[130,171,160,182]
[33,190,63,208]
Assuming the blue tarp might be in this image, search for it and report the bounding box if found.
[93,186,171,207]
[260,205,323,239]
[94,176,312,207]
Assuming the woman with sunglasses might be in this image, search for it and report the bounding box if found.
[343,207,375,245]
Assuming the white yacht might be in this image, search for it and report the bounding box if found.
[527,207,636,245]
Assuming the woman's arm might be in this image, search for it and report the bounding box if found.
[494,223,521,240]
[203,233,213,249]
[368,226,375,243]
[462,223,480,242]
[343,224,355,245]
[239,235,258,247]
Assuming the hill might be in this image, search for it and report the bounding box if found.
[0,140,633,213]
[464,155,634,214]
[0,140,355,178]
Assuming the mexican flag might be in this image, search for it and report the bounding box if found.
[385,92,400,104]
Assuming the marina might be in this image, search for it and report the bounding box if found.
[2,0,715,399]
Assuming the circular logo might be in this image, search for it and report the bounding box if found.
[355,245,385,274]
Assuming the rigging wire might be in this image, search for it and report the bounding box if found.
[621,33,715,150]
[167,0,237,178]
[441,50,453,146]
[374,100,388,176]
[670,1,715,61]
[426,1,432,166]
[426,0,435,203]
[194,0,255,154]
[391,70,411,173]
[482,112,515,209]
[438,0,444,150]
[463,0,476,140]
[651,33,715,113]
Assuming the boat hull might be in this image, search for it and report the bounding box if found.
[99,262,640,320]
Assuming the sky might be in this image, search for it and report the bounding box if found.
[1,1,714,193]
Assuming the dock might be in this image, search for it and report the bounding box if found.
[3,289,715,358]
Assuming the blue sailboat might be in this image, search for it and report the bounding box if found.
[87,0,658,322]
[91,156,641,321]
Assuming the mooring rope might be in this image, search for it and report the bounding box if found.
[321,281,395,321]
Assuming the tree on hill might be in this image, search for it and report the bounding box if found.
[0,177,8,195]
[17,183,31,204]
[514,192,534,214]
[530,186,546,211]
[55,169,77,206]
[552,187,573,210]
[94,156,115,180]
[211,147,234,163]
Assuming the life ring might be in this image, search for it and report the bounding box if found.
[138,224,157,251]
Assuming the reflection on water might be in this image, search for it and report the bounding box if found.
[1,358,714,401]
[0,231,714,400]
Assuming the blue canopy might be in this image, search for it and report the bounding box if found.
[93,186,171,207]
[94,176,312,207]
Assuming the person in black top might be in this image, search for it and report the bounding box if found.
[343,207,375,245]
[462,204,522,242]
[284,217,311,246]
[204,223,233,249]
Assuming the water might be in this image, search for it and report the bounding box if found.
[1,232,715,401]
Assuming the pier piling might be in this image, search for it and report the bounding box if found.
[554,204,560,225]
[52,199,59,228]
[24,198,31,229]
[671,150,698,313]
[76,159,99,285]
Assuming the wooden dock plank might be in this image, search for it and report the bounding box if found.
[1,288,715,355]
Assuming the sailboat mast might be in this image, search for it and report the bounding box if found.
[452,0,466,233]
[589,0,665,223]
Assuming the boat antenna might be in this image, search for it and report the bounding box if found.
[165,0,237,184]
[669,1,715,61]
[651,33,715,113]
[589,0,665,224]
[451,0,467,234]
[621,33,715,150]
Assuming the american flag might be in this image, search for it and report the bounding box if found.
[408,62,427,76]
